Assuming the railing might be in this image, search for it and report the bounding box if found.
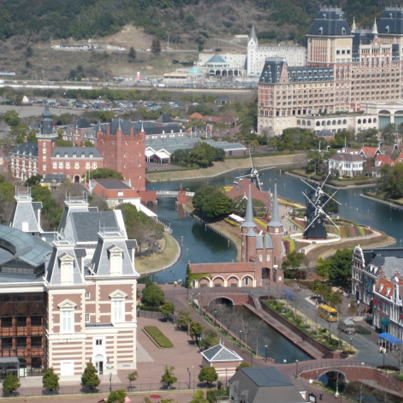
[2,381,220,398]
[298,360,372,375]
[137,310,166,320]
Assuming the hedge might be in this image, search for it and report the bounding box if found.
[139,305,161,312]
[144,326,174,348]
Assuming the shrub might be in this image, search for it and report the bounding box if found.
[144,326,174,348]
[207,389,228,403]
[355,325,371,335]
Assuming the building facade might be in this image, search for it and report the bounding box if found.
[258,7,403,135]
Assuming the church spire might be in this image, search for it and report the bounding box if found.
[372,18,378,34]
[140,120,145,133]
[351,17,356,33]
[249,25,257,43]
[241,185,257,229]
[117,118,122,131]
[268,180,282,228]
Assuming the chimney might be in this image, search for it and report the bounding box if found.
[24,136,27,143]
[82,142,85,148]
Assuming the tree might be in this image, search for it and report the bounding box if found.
[107,389,127,403]
[382,123,396,145]
[151,38,161,55]
[249,139,260,151]
[189,321,203,341]
[192,186,234,220]
[128,371,138,390]
[185,262,192,288]
[81,362,100,392]
[190,390,207,403]
[306,150,324,173]
[233,196,267,218]
[236,363,252,371]
[176,309,192,330]
[91,168,124,180]
[198,367,218,385]
[348,300,357,318]
[328,291,343,308]
[42,367,60,392]
[128,46,136,62]
[316,249,353,286]
[281,250,305,270]
[160,301,174,319]
[325,191,340,214]
[379,163,403,199]
[199,329,219,350]
[141,283,165,307]
[2,373,20,394]
[161,365,177,389]
[4,110,20,126]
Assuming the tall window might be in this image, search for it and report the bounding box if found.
[112,300,124,322]
[62,310,72,332]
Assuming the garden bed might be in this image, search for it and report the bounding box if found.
[143,326,174,348]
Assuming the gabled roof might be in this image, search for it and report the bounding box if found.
[375,154,394,165]
[75,117,91,129]
[330,153,365,162]
[361,146,379,158]
[201,343,243,362]
[155,113,175,124]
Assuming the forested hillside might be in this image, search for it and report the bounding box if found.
[0,0,398,45]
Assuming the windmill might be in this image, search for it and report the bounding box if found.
[301,175,341,239]
[235,150,266,191]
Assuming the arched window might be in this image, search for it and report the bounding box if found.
[358,119,361,124]
[368,118,372,123]
[363,119,367,124]
[332,120,336,125]
[343,119,347,124]
[316,122,320,127]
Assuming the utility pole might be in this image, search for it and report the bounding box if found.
[171,270,175,324]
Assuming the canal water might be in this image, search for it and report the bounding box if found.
[145,164,403,362]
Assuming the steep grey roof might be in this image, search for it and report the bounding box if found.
[11,142,38,157]
[90,234,138,277]
[155,113,175,124]
[42,104,52,118]
[9,200,41,233]
[250,25,257,42]
[268,181,282,227]
[378,8,403,35]
[256,234,273,249]
[317,129,334,138]
[52,146,102,158]
[46,241,85,286]
[260,59,333,84]
[241,186,257,229]
[201,343,243,362]
[94,178,132,190]
[308,8,351,36]
[0,225,51,267]
[230,367,305,403]
[76,117,91,129]
[70,211,118,243]
[330,153,365,162]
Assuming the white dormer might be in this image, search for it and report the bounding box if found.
[379,284,384,293]
[108,245,124,275]
[59,253,75,284]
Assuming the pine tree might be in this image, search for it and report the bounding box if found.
[43,367,60,392]
[128,371,138,390]
[128,46,136,62]
[81,362,100,392]
[151,39,161,55]
[160,365,177,389]
[2,373,20,394]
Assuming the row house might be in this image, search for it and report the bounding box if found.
[10,142,38,180]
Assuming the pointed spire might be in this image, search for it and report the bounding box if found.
[351,17,356,33]
[249,25,257,43]
[268,180,282,228]
[372,18,378,34]
[117,119,122,131]
[241,185,257,229]
[140,120,145,133]
[95,121,102,132]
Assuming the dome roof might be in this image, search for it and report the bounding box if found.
[42,104,52,118]
[317,129,333,137]
[189,65,202,76]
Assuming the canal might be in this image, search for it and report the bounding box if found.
[145,165,403,362]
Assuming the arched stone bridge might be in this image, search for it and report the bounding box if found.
[298,360,402,395]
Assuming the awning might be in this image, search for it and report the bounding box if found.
[379,332,403,344]
[381,318,389,326]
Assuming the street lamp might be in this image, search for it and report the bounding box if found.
[283,359,287,364]
[239,330,243,348]
[197,293,204,339]
[171,270,175,324]
[350,337,353,352]
[109,372,112,392]
[295,360,299,378]
[265,345,268,363]
[187,367,191,390]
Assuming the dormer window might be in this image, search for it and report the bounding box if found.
[342,28,346,35]
[56,153,60,158]
[319,27,323,35]
[323,14,326,19]
[385,26,390,33]
[59,253,75,284]
[108,245,124,276]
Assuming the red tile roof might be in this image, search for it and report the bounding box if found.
[376,278,403,298]
[361,146,379,158]
[190,262,255,274]
[375,154,394,166]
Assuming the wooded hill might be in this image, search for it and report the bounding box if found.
[0,0,396,46]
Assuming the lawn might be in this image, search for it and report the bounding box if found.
[136,234,180,274]
[144,326,174,348]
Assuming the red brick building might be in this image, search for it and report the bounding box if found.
[96,120,146,191]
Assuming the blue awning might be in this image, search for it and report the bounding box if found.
[379,332,403,344]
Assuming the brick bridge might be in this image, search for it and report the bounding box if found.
[189,288,266,307]
[297,360,403,396]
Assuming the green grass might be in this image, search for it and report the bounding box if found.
[144,326,174,348]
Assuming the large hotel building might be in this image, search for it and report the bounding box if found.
[258,7,403,135]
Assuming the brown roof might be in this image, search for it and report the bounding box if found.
[227,179,271,209]
[190,262,254,274]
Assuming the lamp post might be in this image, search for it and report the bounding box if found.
[265,344,268,363]
[295,360,299,378]
[350,337,353,352]
[187,367,191,390]
[198,293,204,339]
[109,372,112,392]
[192,365,195,393]
[171,270,175,324]
[239,330,243,349]
[383,349,387,371]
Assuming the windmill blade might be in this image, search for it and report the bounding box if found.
[304,213,320,232]
[320,173,331,190]
[303,191,318,209]
[321,210,340,230]
[321,191,341,210]
[300,178,317,192]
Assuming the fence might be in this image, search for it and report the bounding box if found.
[137,310,167,321]
[3,381,220,399]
